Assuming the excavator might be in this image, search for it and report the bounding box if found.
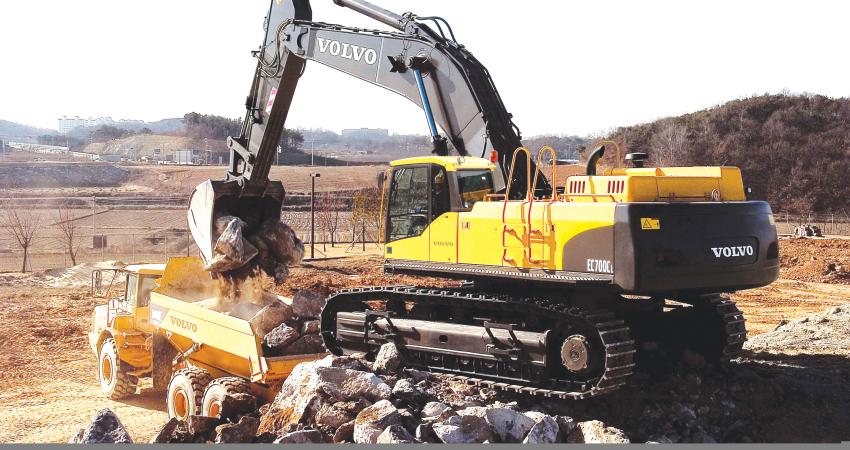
[188,0,780,399]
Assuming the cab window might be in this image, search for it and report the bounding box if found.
[124,274,137,305]
[457,170,494,209]
[388,166,430,242]
[137,275,157,307]
[431,166,450,219]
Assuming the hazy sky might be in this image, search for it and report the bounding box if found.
[1,1,848,136]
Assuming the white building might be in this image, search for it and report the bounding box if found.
[341,128,389,141]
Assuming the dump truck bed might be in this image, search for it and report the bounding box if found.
[148,257,325,384]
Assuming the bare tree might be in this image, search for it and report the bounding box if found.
[0,198,43,272]
[316,193,343,249]
[55,204,82,266]
[651,119,688,166]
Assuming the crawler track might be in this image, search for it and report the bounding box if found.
[321,286,637,399]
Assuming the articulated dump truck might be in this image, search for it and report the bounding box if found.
[89,257,326,419]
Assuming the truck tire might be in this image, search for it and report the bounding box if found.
[166,368,213,420]
[201,377,253,418]
[98,338,138,400]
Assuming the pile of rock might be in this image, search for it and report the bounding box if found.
[261,289,326,356]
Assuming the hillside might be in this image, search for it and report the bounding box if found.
[0,119,56,138]
[603,94,850,214]
[82,134,223,157]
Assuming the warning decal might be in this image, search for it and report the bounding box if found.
[265,87,278,113]
[641,218,661,230]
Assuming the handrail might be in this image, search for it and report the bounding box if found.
[501,147,533,222]
[377,168,391,245]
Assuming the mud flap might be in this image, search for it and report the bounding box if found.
[152,334,178,391]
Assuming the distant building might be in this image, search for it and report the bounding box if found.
[341,128,389,141]
[57,116,143,134]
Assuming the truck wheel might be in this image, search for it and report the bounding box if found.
[201,377,253,418]
[167,368,213,420]
[98,338,138,400]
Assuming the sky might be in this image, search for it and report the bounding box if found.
[1,1,848,137]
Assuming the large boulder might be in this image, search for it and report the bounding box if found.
[376,424,415,443]
[263,324,300,355]
[373,342,401,373]
[458,406,534,443]
[315,366,392,402]
[421,401,455,422]
[353,400,402,444]
[150,418,197,444]
[255,299,294,335]
[333,421,356,443]
[69,409,133,444]
[523,415,560,444]
[258,356,391,435]
[258,357,334,434]
[220,393,257,422]
[274,429,325,443]
[285,334,326,355]
[187,415,222,439]
[432,414,494,444]
[302,320,320,335]
[567,420,630,443]
[292,289,325,319]
[215,416,260,444]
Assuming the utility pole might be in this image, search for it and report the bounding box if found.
[310,140,315,166]
[310,172,321,259]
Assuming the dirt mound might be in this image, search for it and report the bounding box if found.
[778,238,850,285]
[27,261,125,288]
[746,304,850,355]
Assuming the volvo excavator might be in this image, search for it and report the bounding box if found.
[188,0,780,399]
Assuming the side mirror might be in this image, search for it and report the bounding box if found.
[376,171,386,191]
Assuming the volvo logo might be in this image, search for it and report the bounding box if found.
[317,37,378,65]
[170,316,198,333]
[710,246,754,258]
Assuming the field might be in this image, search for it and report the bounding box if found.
[0,238,848,442]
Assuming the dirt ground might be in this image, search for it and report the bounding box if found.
[0,238,847,443]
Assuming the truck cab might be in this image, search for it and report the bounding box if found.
[89,263,164,399]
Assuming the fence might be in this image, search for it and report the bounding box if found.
[0,210,381,273]
[774,212,850,236]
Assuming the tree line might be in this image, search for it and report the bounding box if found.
[601,94,850,214]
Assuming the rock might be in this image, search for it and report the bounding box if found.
[315,403,356,430]
[421,401,455,422]
[259,357,334,434]
[333,420,355,443]
[458,406,534,442]
[315,366,392,402]
[263,324,300,354]
[373,342,401,373]
[285,334,326,355]
[391,378,422,403]
[292,289,325,319]
[555,415,577,440]
[215,416,260,443]
[432,414,494,444]
[274,429,325,443]
[253,432,278,443]
[353,399,402,444]
[523,415,560,443]
[187,415,222,438]
[415,422,438,443]
[256,300,294,335]
[646,435,674,444]
[568,420,630,444]
[302,319,320,335]
[70,409,133,444]
[376,424,415,443]
[330,354,369,371]
[150,417,195,443]
[220,393,257,422]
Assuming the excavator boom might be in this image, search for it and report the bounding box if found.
[190,0,549,269]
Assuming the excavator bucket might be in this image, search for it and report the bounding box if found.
[187,180,285,270]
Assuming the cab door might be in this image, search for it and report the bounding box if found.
[429,165,457,263]
[385,165,431,261]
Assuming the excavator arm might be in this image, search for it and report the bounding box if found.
[190,0,550,268]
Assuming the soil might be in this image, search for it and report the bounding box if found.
[0,238,848,443]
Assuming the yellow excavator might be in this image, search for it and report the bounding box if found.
[188,0,779,399]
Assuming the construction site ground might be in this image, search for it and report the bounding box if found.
[0,238,847,443]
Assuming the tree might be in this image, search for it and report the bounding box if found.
[55,204,82,266]
[316,193,343,249]
[0,198,43,272]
